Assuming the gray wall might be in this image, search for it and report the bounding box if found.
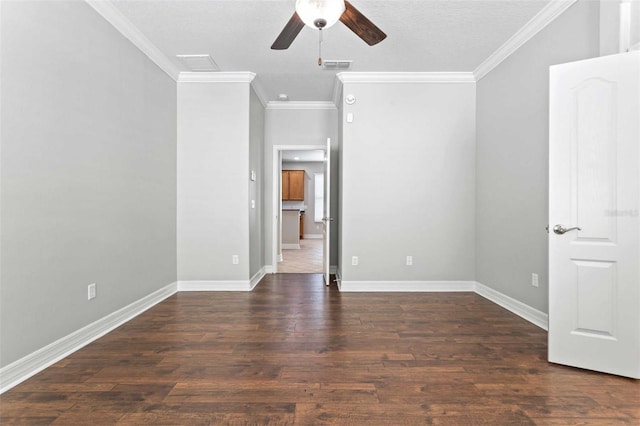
[264,107,339,268]
[600,0,640,55]
[283,161,324,236]
[634,1,640,47]
[177,81,250,281]
[0,1,177,367]
[249,89,265,277]
[339,82,476,282]
[475,0,600,312]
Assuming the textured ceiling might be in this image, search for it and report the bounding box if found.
[111,0,550,102]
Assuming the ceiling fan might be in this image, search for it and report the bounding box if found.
[271,0,386,50]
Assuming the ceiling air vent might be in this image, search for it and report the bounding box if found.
[321,60,353,71]
[176,54,219,72]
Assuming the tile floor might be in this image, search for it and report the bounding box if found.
[278,238,323,273]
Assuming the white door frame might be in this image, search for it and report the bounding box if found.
[271,144,326,272]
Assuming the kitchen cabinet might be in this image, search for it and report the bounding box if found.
[282,171,290,200]
[282,170,304,201]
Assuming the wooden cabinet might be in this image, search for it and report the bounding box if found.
[282,170,304,201]
[282,171,290,200]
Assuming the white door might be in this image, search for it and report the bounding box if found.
[549,51,640,379]
[323,138,332,286]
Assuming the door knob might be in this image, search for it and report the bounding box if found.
[553,224,581,235]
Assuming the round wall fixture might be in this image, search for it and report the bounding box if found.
[345,94,356,105]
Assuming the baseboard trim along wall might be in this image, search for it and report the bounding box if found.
[474,282,549,331]
[339,280,476,292]
[178,280,250,291]
[250,267,267,290]
[339,280,548,331]
[303,234,323,239]
[281,243,300,250]
[0,282,178,394]
[264,265,337,275]
[177,268,266,291]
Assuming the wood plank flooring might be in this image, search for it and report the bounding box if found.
[1,274,639,424]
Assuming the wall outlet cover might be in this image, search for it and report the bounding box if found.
[87,283,96,300]
[531,273,539,287]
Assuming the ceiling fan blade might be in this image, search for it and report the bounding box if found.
[271,12,305,50]
[340,1,386,46]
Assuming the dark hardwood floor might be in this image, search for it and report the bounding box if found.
[1,273,639,424]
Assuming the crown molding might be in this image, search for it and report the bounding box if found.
[250,78,269,108]
[336,72,476,84]
[266,101,337,110]
[85,0,181,81]
[331,77,343,108]
[177,72,256,83]
[473,0,578,81]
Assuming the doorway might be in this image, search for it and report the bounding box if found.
[272,145,328,275]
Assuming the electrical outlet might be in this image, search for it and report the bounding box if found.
[531,273,539,287]
[232,255,239,265]
[351,256,359,266]
[251,200,255,209]
[406,255,413,266]
[87,283,96,300]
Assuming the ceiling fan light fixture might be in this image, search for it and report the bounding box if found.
[295,0,345,30]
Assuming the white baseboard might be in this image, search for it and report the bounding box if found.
[178,280,252,291]
[303,234,323,239]
[339,280,476,292]
[335,268,342,290]
[278,254,283,262]
[337,279,547,330]
[264,265,276,274]
[0,282,178,394]
[282,243,300,249]
[249,267,266,290]
[474,282,548,330]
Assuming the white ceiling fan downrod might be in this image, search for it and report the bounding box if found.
[318,28,323,66]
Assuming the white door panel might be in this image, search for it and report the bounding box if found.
[549,51,640,379]
[323,138,331,286]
